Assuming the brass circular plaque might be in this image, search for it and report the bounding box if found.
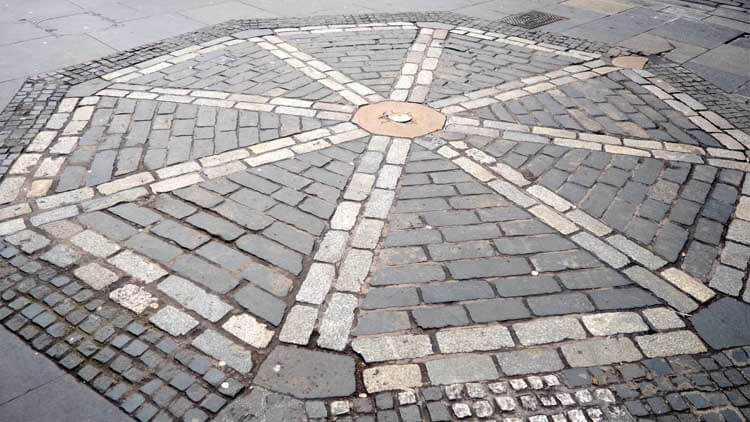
[352,101,446,138]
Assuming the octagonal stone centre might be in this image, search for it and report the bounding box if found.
[352,101,446,138]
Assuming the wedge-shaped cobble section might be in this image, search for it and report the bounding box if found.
[53,98,341,193]
[278,28,418,98]
[125,38,346,103]
[460,71,725,148]
[427,33,581,102]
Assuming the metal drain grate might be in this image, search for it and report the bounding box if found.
[499,11,567,29]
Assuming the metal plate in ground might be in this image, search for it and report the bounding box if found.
[499,11,567,29]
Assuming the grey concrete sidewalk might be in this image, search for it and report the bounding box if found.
[0,326,132,421]
[0,0,749,112]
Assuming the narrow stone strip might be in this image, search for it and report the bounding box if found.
[95,88,354,121]
[102,23,424,84]
[444,116,750,170]
[434,143,715,312]
[255,35,385,106]
[433,59,617,115]
[279,135,405,351]
[620,67,750,152]
[390,27,448,102]
[712,177,750,302]
[102,36,244,83]
[0,124,366,235]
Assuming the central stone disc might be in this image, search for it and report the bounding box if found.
[352,101,446,138]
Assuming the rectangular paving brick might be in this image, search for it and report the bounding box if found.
[527,292,595,316]
[447,257,531,279]
[496,348,564,376]
[426,355,499,384]
[192,330,253,374]
[233,284,287,326]
[561,338,643,367]
[157,275,232,322]
[169,254,240,294]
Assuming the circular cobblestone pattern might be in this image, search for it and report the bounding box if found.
[1,14,750,422]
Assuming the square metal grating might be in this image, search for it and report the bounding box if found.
[499,11,567,29]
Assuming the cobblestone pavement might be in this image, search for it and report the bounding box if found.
[1,12,750,422]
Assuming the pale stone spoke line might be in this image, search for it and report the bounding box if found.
[444,115,750,171]
[450,26,602,62]
[253,35,385,107]
[0,123,368,230]
[711,183,750,302]
[390,26,449,103]
[95,87,354,121]
[353,312,699,373]
[619,67,750,152]
[0,96,97,205]
[279,135,408,350]
[430,141,710,314]
[431,59,617,115]
[101,36,246,83]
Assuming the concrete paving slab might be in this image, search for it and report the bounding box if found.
[704,15,750,33]
[38,13,116,36]
[688,44,750,90]
[662,40,708,63]
[0,326,62,404]
[237,0,379,16]
[89,12,204,51]
[562,6,674,43]
[648,18,743,49]
[685,60,750,92]
[0,34,115,80]
[457,0,562,18]
[562,0,634,15]
[0,21,49,45]
[0,327,131,421]
[179,0,277,24]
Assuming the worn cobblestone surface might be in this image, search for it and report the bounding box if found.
[0,12,749,422]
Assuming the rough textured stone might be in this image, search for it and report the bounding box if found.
[496,349,564,375]
[149,305,198,336]
[192,330,253,374]
[363,364,423,393]
[215,387,305,422]
[426,355,499,384]
[254,346,356,399]
[561,338,643,367]
[636,331,707,357]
